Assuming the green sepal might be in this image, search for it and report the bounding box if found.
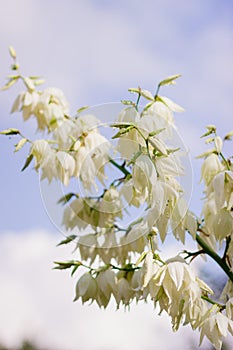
[57,235,77,246]
[21,153,33,171]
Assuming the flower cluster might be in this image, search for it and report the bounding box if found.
[198,129,233,255]
[1,50,233,350]
[12,86,69,131]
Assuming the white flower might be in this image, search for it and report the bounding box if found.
[212,208,233,240]
[31,139,52,170]
[199,306,233,350]
[132,154,157,195]
[11,90,40,120]
[115,108,143,159]
[31,140,76,185]
[117,107,139,123]
[78,234,98,264]
[184,211,197,239]
[74,130,111,191]
[149,259,212,331]
[95,269,117,308]
[55,151,75,185]
[212,171,233,211]
[143,251,159,287]
[202,193,217,231]
[34,88,69,130]
[214,136,223,154]
[120,178,148,208]
[99,187,123,217]
[155,152,184,178]
[115,277,133,307]
[171,197,188,243]
[201,154,224,186]
[226,298,233,319]
[12,87,69,131]
[74,272,97,304]
[62,198,87,231]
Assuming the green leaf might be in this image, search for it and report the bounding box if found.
[49,117,57,128]
[14,138,27,152]
[34,79,45,86]
[200,130,213,138]
[57,235,77,246]
[201,125,216,138]
[148,128,165,137]
[112,126,133,139]
[9,46,17,59]
[57,192,77,205]
[1,78,18,91]
[28,75,42,79]
[71,264,80,276]
[128,87,141,94]
[224,130,233,141]
[77,105,89,114]
[205,137,215,144]
[167,147,180,154]
[23,77,35,90]
[128,87,154,101]
[196,149,216,159]
[11,63,20,71]
[0,128,20,135]
[121,99,136,107]
[110,122,133,129]
[53,260,76,270]
[158,74,181,87]
[135,251,147,267]
[142,101,155,113]
[7,74,20,79]
[21,153,33,171]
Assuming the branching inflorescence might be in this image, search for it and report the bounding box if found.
[1,47,233,350]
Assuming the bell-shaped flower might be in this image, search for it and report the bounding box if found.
[226,298,233,320]
[212,208,233,241]
[34,87,69,130]
[132,154,157,196]
[99,187,123,217]
[74,272,97,304]
[143,251,159,287]
[31,139,52,170]
[199,306,233,350]
[55,151,75,185]
[201,154,224,186]
[62,198,87,231]
[115,277,134,307]
[78,234,99,264]
[11,90,40,120]
[212,171,233,211]
[116,107,139,124]
[95,269,117,308]
[149,258,212,331]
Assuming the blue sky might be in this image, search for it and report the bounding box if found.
[0,0,233,348]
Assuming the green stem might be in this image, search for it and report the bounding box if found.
[154,85,160,99]
[196,233,233,282]
[220,152,230,170]
[223,236,231,261]
[110,263,140,272]
[109,159,130,176]
[136,93,141,111]
[201,295,225,310]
